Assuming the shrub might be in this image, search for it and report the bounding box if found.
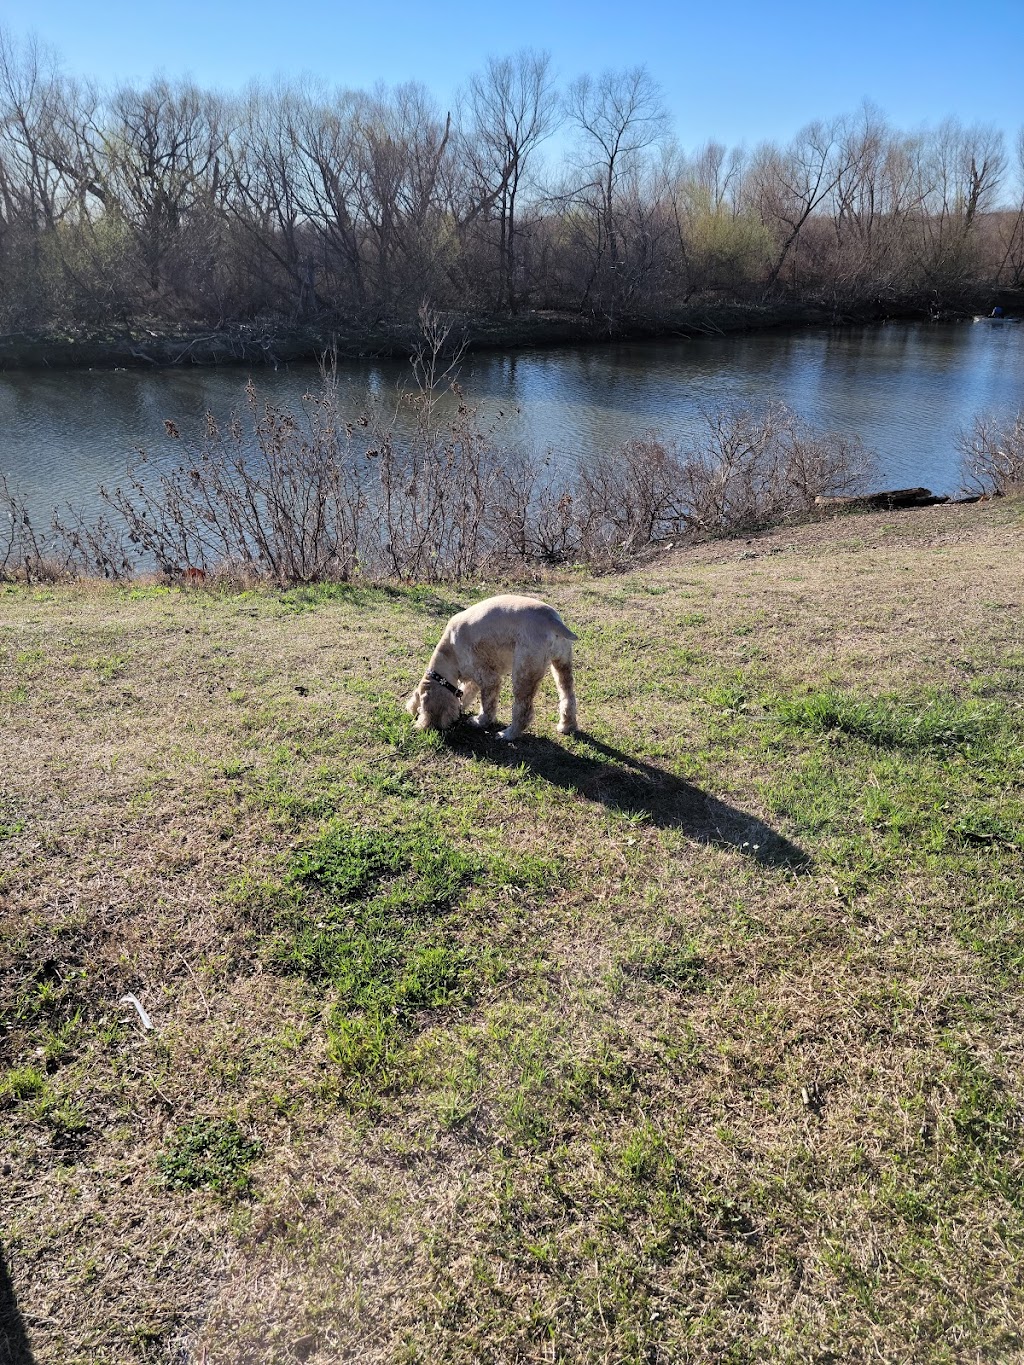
[529,405,873,566]
[97,310,517,585]
[1,473,132,582]
[675,403,872,536]
[958,410,1024,496]
[104,378,368,584]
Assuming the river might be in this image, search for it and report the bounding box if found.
[1,320,1022,524]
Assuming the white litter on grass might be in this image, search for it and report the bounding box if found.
[120,993,155,1031]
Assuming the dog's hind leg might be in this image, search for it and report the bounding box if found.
[550,657,578,734]
[499,663,545,741]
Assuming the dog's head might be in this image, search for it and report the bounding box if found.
[405,679,462,732]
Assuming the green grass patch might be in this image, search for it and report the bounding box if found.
[261,820,543,1087]
[775,686,998,753]
[943,1041,1020,1160]
[0,1064,47,1107]
[157,1117,264,1198]
[757,683,1022,890]
[617,938,707,992]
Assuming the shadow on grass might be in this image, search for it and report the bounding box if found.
[452,728,811,871]
[0,1245,34,1365]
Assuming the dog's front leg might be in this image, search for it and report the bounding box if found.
[467,672,501,729]
[460,679,480,713]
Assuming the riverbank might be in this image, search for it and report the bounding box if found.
[3,288,1023,371]
[2,496,1022,1363]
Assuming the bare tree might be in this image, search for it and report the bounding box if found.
[563,65,668,308]
[283,83,369,311]
[994,128,1024,286]
[356,82,455,313]
[0,30,71,234]
[461,49,559,311]
[750,119,851,294]
[100,79,227,307]
[825,105,923,297]
[912,119,1006,286]
[226,83,318,317]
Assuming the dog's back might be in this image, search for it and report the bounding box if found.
[453,594,577,644]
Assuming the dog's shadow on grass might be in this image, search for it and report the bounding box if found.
[452,728,812,872]
[1,1244,35,1365]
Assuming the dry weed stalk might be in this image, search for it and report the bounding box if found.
[374,306,512,580]
[1,474,51,581]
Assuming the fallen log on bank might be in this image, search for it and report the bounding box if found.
[814,487,950,512]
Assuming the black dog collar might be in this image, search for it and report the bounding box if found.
[424,670,463,699]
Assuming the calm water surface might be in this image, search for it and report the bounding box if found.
[1,321,1022,523]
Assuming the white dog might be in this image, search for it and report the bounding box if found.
[406,594,579,741]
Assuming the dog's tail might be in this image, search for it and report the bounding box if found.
[548,612,578,642]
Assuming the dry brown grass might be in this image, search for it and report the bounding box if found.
[1,497,1022,1363]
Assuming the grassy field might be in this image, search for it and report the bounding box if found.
[2,498,1023,1364]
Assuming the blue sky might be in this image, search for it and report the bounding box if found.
[3,0,1022,153]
